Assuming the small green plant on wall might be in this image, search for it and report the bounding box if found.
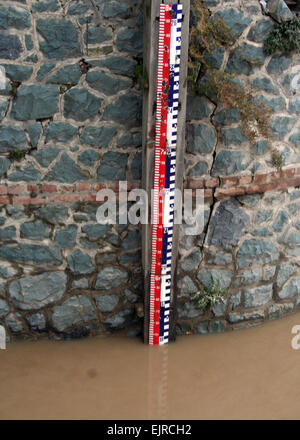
[271,150,284,172]
[9,150,26,161]
[264,18,300,55]
[191,276,226,311]
[203,71,272,146]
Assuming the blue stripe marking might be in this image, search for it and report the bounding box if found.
[159,306,166,337]
[162,228,169,265]
[165,153,172,189]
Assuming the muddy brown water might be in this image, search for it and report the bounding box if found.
[1,313,300,420]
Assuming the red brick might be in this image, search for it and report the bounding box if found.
[27,184,40,193]
[12,196,31,205]
[292,176,300,186]
[253,173,268,184]
[285,176,300,188]
[205,178,219,188]
[59,184,74,192]
[204,189,213,199]
[277,180,290,191]
[0,185,7,195]
[60,194,80,202]
[93,183,105,192]
[8,184,25,194]
[76,183,91,192]
[245,184,261,194]
[0,196,10,204]
[221,176,238,187]
[282,168,295,179]
[13,196,45,205]
[215,187,245,198]
[47,194,80,203]
[80,194,97,202]
[257,182,278,193]
[186,178,204,189]
[238,175,252,185]
[41,184,57,193]
[27,197,46,205]
[269,171,281,182]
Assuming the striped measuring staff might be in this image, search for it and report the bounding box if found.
[149,2,183,346]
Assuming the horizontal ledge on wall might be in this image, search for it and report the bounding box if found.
[185,165,300,199]
[0,181,141,205]
[0,165,299,205]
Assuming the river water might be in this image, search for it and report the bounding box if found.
[1,313,300,420]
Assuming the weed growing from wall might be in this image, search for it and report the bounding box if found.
[188,0,235,87]
[191,276,226,310]
[264,18,300,55]
[218,81,272,146]
[9,150,26,161]
[189,0,272,151]
[271,150,284,172]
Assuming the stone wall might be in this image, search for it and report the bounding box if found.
[177,0,300,335]
[0,0,144,340]
[0,0,299,341]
